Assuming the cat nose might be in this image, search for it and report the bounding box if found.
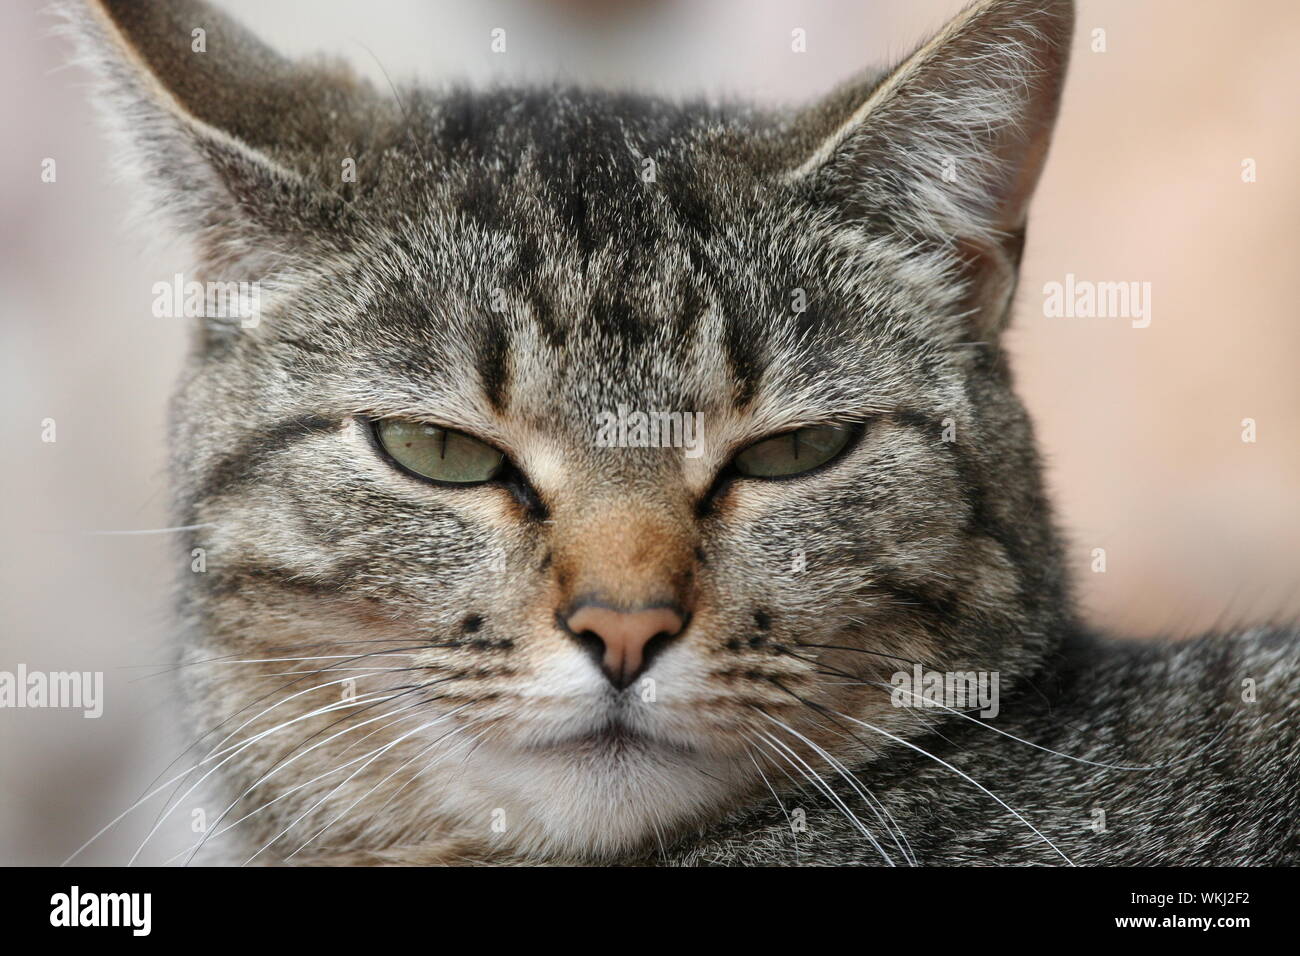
[563,603,686,689]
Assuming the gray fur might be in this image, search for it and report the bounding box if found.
[65,0,1298,865]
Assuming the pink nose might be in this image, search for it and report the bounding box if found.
[564,603,686,688]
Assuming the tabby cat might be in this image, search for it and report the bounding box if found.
[69,0,1298,865]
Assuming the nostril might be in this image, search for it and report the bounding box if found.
[562,602,688,689]
[571,628,606,668]
[638,628,679,677]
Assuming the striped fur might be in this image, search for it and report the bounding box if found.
[67,0,1298,865]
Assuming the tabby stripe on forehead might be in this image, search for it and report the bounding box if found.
[722,315,761,408]
[190,415,341,511]
[476,322,512,412]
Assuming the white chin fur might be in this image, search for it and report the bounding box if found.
[431,740,748,860]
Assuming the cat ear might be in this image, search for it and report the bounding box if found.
[64,0,386,273]
[787,0,1074,339]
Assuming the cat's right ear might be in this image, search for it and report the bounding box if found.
[62,0,388,274]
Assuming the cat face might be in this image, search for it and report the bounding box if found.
[76,0,1075,860]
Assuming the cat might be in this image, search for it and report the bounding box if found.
[65,0,1298,866]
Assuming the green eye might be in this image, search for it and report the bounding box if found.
[732,424,855,479]
[376,420,505,485]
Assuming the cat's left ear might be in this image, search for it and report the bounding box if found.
[786,0,1074,339]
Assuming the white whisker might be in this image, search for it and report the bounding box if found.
[751,727,892,865]
[181,690,446,865]
[161,707,465,865]
[63,684,405,866]
[828,708,1075,866]
[755,712,913,865]
[243,711,459,866]
[285,718,482,861]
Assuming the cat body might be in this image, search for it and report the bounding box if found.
[662,627,1300,865]
[67,0,1298,866]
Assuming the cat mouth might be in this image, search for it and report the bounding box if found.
[525,720,695,757]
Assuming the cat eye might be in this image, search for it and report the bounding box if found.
[374,420,505,485]
[732,424,855,479]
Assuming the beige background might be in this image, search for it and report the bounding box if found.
[2,0,1297,864]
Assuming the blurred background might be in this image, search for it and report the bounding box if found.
[2,0,1297,864]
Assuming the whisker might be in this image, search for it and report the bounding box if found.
[754,710,913,866]
[129,686,419,866]
[769,683,1075,866]
[284,718,483,862]
[65,683,407,866]
[146,666,414,835]
[743,740,802,865]
[181,682,445,864]
[86,523,216,536]
[365,722,486,821]
[163,705,467,865]
[141,642,441,834]
[791,642,933,669]
[750,727,893,865]
[833,676,1216,772]
[243,710,462,866]
[134,643,431,681]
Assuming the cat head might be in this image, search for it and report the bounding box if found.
[72,0,1075,861]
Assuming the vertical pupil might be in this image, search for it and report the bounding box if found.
[417,424,450,462]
